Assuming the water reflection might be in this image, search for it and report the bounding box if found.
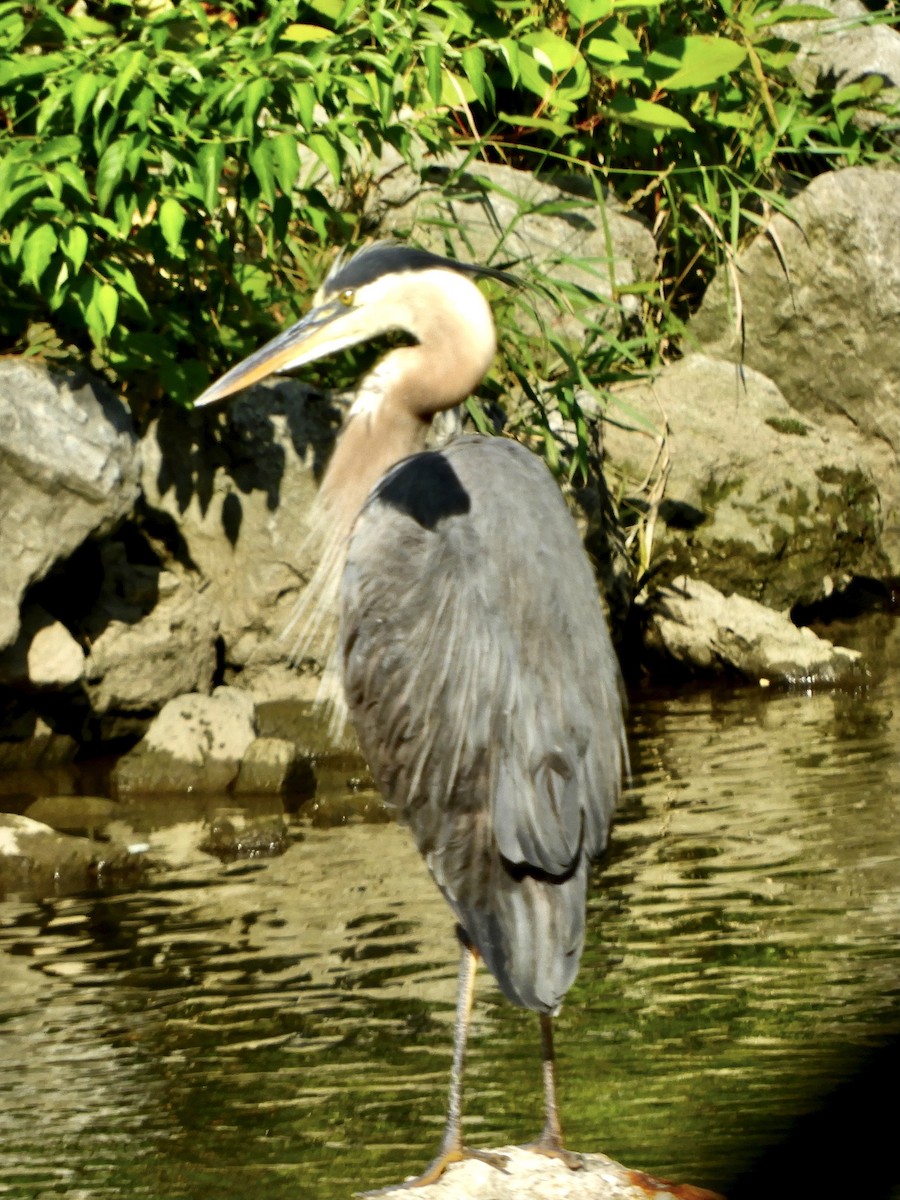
[0,635,897,1199]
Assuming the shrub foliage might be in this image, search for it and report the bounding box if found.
[0,0,896,407]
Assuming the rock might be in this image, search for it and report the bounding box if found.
[23,795,118,836]
[603,355,889,609]
[112,687,257,795]
[367,1145,723,1200]
[81,549,219,737]
[367,152,657,338]
[643,577,862,685]
[26,619,85,687]
[0,605,84,688]
[140,383,338,698]
[234,735,313,796]
[198,808,291,862]
[690,167,900,566]
[0,812,147,899]
[778,0,900,92]
[0,715,78,769]
[0,359,140,652]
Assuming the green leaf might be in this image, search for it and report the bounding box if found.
[106,260,151,318]
[96,283,118,337]
[112,50,146,108]
[242,77,269,137]
[308,133,341,184]
[270,131,299,194]
[462,46,486,103]
[608,95,693,130]
[22,224,58,287]
[30,135,83,166]
[754,4,831,24]
[440,70,477,107]
[281,22,332,43]
[567,0,614,23]
[71,73,99,129]
[198,140,225,213]
[62,225,89,275]
[81,277,119,344]
[55,160,90,200]
[647,36,747,91]
[497,112,575,137]
[498,37,521,87]
[95,137,131,212]
[249,141,276,208]
[8,220,28,263]
[423,42,442,104]
[159,196,186,254]
[583,33,630,65]
[294,81,316,131]
[520,31,590,102]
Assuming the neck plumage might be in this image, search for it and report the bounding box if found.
[318,392,430,541]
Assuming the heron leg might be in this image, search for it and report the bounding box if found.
[520,1012,584,1170]
[357,934,507,1197]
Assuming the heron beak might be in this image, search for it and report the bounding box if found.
[193,299,373,408]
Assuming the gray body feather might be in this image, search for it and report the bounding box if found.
[340,435,625,1014]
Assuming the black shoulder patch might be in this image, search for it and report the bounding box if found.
[373,451,471,531]
[322,241,519,298]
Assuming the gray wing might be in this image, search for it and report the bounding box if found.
[340,435,626,1013]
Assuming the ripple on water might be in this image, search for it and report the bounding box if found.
[0,633,898,1199]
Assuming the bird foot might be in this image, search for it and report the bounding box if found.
[519,1134,585,1171]
[356,1145,509,1196]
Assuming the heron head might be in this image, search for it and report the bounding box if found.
[193,243,517,411]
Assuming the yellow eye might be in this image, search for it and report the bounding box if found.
[339,288,355,307]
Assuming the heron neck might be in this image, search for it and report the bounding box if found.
[319,399,430,536]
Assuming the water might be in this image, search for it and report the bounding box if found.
[0,620,897,1199]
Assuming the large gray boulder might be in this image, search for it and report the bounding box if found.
[778,0,900,92]
[690,167,900,567]
[0,360,140,651]
[603,354,889,610]
[140,382,338,701]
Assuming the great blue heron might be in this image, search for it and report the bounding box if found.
[194,243,626,1189]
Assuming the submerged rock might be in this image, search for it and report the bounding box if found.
[234,735,314,797]
[0,812,147,899]
[199,808,291,862]
[644,577,862,685]
[368,1146,724,1200]
[23,794,117,836]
